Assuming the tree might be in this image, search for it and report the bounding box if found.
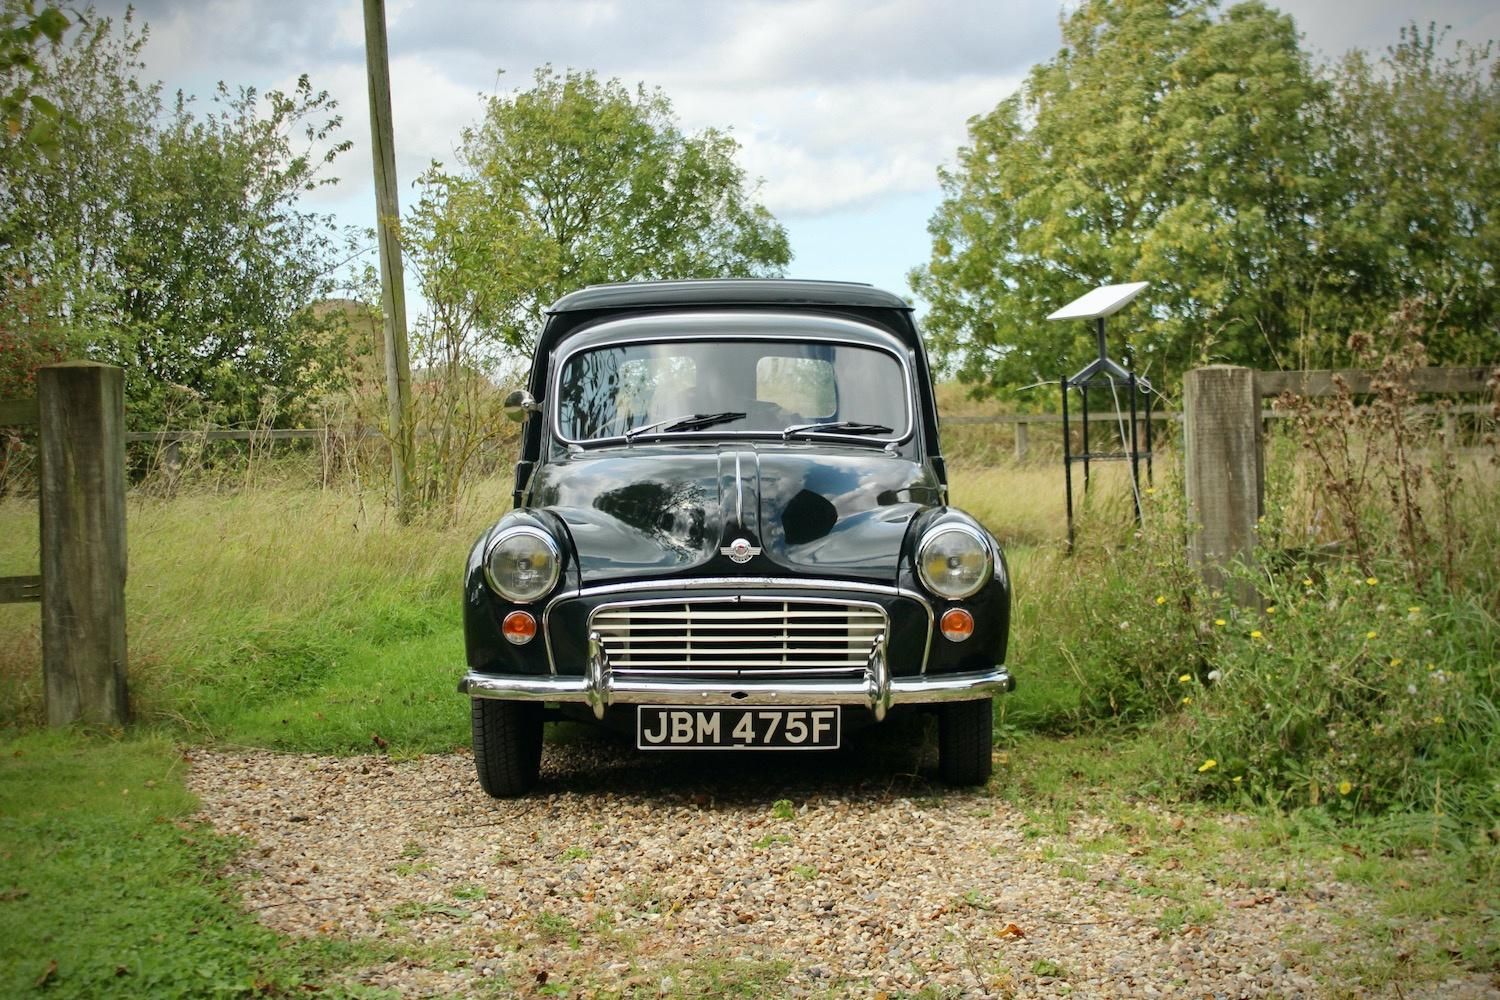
[95,79,353,426]
[913,0,1498,401]
[1322,26,1499,365]
[0,6,353,428]
[0,1,69,149]
[387,67,790,517]
[407,67,791,358]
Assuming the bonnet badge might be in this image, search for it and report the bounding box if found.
[721,537,761,564]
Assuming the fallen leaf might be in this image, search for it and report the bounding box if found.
[998,922,1025,939]
[35,959,57,988]
[370,732,389,751]
[1229,894,1276,908]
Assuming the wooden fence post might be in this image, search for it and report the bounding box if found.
[38,362,128,727]
[1183,366,1262,605]
[1013,421,1029,463]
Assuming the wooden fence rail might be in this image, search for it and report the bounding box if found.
[945,400,1488,462]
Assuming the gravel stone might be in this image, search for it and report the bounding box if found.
[185,736,1500,998]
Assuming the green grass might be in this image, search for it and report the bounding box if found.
[1,484,496,752]
[0,730,401,999]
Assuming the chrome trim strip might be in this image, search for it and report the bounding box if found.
[867,632,890,721]
[461,665,1013,709]
[585,631,608,720]
[734,451,743,526]
[540,578,935,676]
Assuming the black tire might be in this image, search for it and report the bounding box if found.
[471,698,543,798]
[937,698,994,786]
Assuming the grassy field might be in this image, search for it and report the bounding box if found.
[1,444,1496,995]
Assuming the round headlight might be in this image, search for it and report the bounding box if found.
[917,524,992,599]
[484,527,560,603]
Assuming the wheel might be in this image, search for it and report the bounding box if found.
[471,698,543,797]
[937,698,994,786]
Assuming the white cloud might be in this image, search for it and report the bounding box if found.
[664,73,1023,216]
[81,0,1500,274]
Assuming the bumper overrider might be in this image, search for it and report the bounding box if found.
[461,631,1014,721]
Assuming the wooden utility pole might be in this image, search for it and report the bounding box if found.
[363,0,414,520]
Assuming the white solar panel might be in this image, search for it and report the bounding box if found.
[1046,281,1149,321]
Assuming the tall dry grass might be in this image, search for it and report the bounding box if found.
[0,477,515,728]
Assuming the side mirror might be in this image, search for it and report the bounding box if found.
[503,389,539,423]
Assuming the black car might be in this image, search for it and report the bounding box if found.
[461,279,1013,795]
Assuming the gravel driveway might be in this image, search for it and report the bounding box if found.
[187,729,1495,999]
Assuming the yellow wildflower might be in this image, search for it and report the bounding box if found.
[1366,631,1378,640]
[1338,780,1353,796]
[1407,606,1421,614]
[1198,759,1217,773]
[1266,605,1277,614]
[1366,576,1379,586]
[1214,618,1227,627]
[1181,696,1193,705]
[1156,595,1167,606]
[1432,715,1444,725]
[1178,674,1192,684]
[1302,577,1314,587]
[1390,658,1402,667]
[1250,630,1263,639]
[1232,775,1243,784]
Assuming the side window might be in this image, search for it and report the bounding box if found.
[756,356,836,418]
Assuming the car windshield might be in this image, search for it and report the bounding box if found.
[556,339,909,443]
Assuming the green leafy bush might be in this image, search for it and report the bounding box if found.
[1181,568,1498,821]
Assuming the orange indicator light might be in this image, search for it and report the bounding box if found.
[502,610,538,645]
[940,608,974,642]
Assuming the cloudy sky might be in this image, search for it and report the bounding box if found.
[94,0,1500,308]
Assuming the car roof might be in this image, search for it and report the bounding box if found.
[547,279,912,314]
[552,309,912,358]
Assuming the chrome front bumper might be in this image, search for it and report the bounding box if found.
[461,631,1014,721]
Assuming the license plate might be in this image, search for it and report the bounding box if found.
[636,706,841,750]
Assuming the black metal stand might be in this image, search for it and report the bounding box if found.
[1061,320,1154,552]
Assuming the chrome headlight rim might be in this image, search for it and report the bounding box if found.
[483,526,562,604]
[916,522,993,600]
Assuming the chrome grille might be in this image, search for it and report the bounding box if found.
[590,597,886,678]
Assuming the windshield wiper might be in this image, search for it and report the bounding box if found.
[624,411,746,443]
[782,420,894,441]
